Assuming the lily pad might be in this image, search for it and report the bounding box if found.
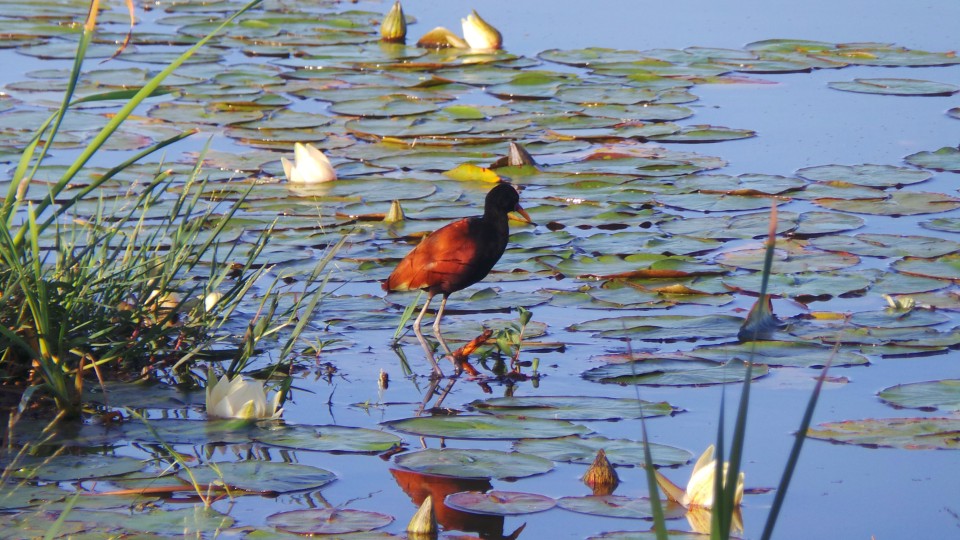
[688,341,869,368]
[809,233,960,258]
[11,455,145,482]
[570,314,744,341]
[828,78,959,96]
[394,449,554,479]
[878,380,960,412]
[382,415,591,440]
[807,417,960,450]
[904,146,960,172]
[253,424,402,453]
[796,164,932,188]
[466,396,677,421]
[892,254,960,281]
[584,358,768,386]
[444,490,556,515]
[558,495,680,519]
[513,435,693,467]
[179,461,336,493]
[813,191,960,216]
[266,508,393,535]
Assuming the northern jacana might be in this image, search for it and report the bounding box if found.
[383,183,532,376]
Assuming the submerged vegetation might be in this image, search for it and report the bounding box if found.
[0,0,959,538]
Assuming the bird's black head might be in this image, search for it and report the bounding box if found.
[485,182,520,213]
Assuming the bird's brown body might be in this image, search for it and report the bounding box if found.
[383,183,530,376]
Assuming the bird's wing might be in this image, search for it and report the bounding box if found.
[385,218,482,293]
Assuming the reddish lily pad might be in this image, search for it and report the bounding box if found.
[266,508,393,535]
[807,417,960,450]
[444,490,556,515]
[394,449,554,479]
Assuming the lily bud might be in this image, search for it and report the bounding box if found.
[406,495,437,535]
[417,26,468,49]
[461,10,502,50]
[582,449,619,495]
[384,199,406,223]
[380,1,406,43]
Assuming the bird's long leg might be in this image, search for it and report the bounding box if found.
[432,294,455,362]
[413,293,443,377]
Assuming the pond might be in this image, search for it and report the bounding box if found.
[1,0,959,538]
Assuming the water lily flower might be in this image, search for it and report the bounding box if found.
[655,444,744,508]
[461,10,502,50]
[281,142,337,184]
[205,373,283,420]
[416,26,468,49]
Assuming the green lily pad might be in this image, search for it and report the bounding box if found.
[570,314,744,341]
[892,254,960,281]
[558,495,681,519]
[444,490,556,515]
[656,192,783,212]
[253,424,402,453]
[266,508,393,535]
[79,507,234,535]
[328,95,441,117]
[878,380,960,412]
[717,240,859,272]
[796,164,932,188]
[849,309,951,328]
[513,435,693,467]
[382,415,591,440]
[648,125,755,143]
[814,191,960,215]
[723,271,872,299]
[688,341,869,368]
[904,146,960,172]
[809,233,960,258]
[179,461,336,493]
[828,78,959,96]
[584,358,768,386]
[466,396,677,421]
[554,254,723,280]
[394,449,554,479]
[11,455,145,482]
[807,417,960,450]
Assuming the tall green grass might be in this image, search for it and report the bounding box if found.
[0,0,342,418]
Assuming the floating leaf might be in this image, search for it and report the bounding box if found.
[570,314,743,341]
[513,435,693,467]
[904,146,960,172]
[394,449,554,479]
[722,271,872,299]
[796,164,932,188]
[558,495,683,519]
[444,490,556,515]
[253,424,402,453]
[466,396,677,420]
[688,341,869,368]
[584,358,768,386]
[878,380,960,412]
[648,125,755,143]
[807,418,960,450]
[383,415,590,440]
[180,461,336,493]
[828,78,959,96]
[809,233,960,258]
[10,455,145,482]
[266,508,393,535]
[813,191,960,216]
[892,254,960,281]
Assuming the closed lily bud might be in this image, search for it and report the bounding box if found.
[384,199,406,223]
[461,10,502,50]
[380,1,406,43]
[582,449,619,495]
[406,495,437,535]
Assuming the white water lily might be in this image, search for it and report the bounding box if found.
[205,373,283,420]
[281,142,337,183]
[655,444,744,508]
[460,10,502,50]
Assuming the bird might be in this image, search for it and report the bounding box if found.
[383,183,532,377]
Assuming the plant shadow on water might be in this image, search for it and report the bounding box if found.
[1,0,960,538]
